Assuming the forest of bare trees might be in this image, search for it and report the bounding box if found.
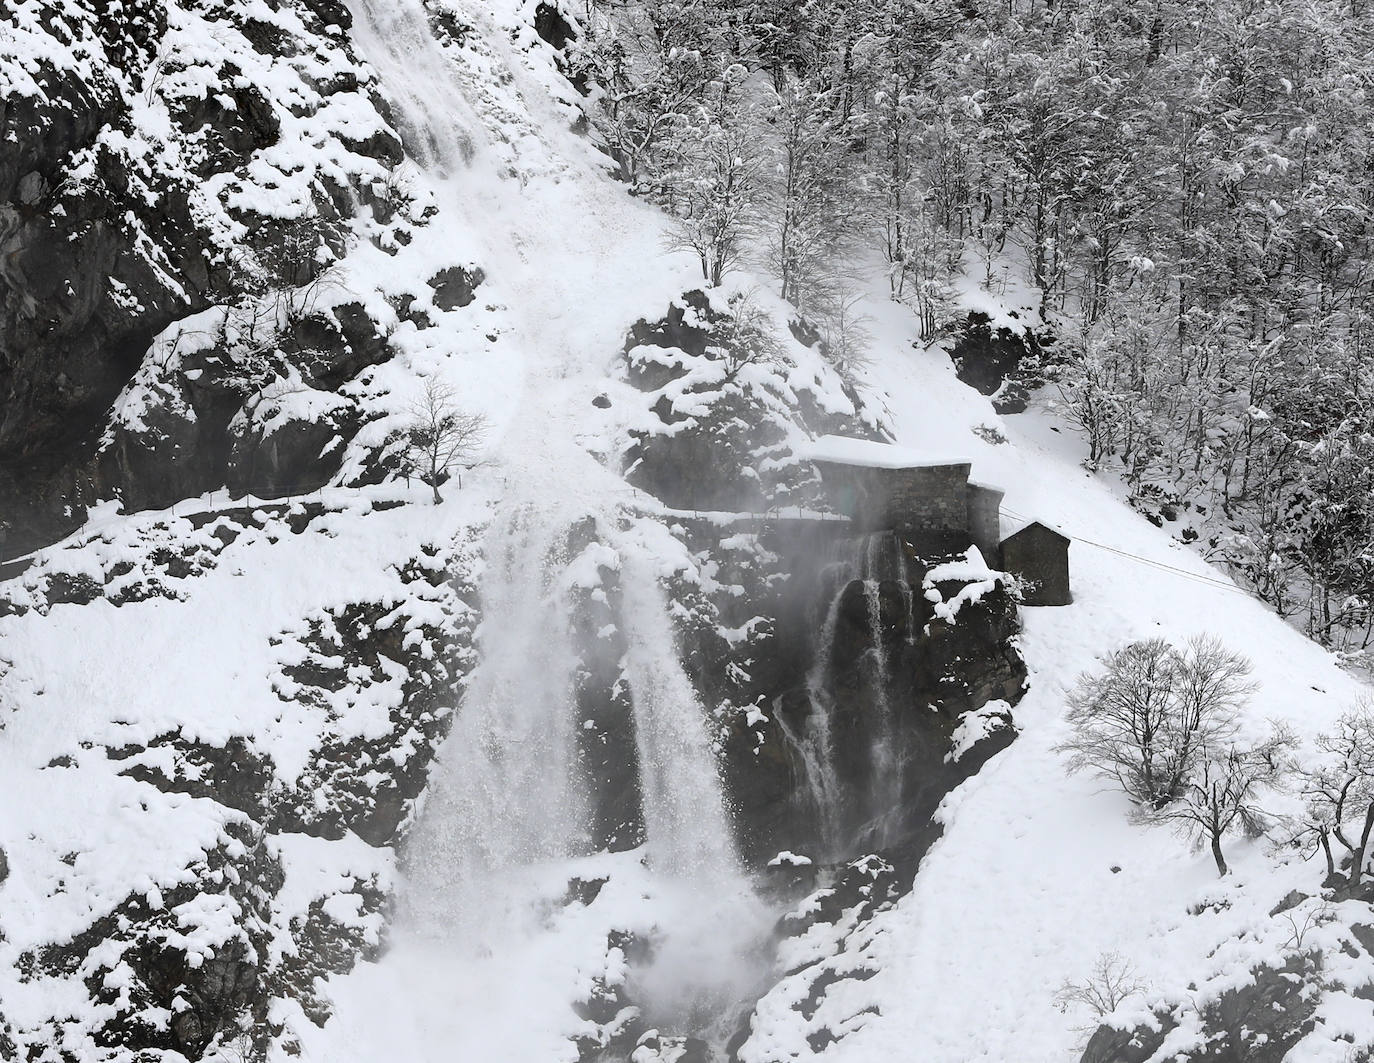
[572,0,1374,655]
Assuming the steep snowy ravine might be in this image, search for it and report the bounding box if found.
[307,2,766,1059]
[4,1,1372,1060]
[314,4,1374,1061]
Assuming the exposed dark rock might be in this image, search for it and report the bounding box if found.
[110,734,273,822]
[629,387,781,511]
[292,301,393,389]
[777,854,903,955]
[20,824,281,1059]
[0,4,412,559]
[0,504,408,617]
[789,316,822,348]
[534,3,577,50]
[1269,889,1310,916]
[427,265,485,310]
[574,930,649,1061]
[301,0,352,29]
[709,529,1024,864]
[947,311,1047,414]
[558,516,650,853]
[622,292,875,514]
[1080,954,1321,1063]
[268,556,477,846]
[729,853,907,1057]
[225,395,360,500]
[269,876,387,1027]
[563,876,610,907]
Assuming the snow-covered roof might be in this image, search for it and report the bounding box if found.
[801,434,971,470]
[1001,513,1071,541]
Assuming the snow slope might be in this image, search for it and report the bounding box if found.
[739,295,1374,1062]
[3,0,1372,1060]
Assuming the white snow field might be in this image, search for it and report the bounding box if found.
[2,0,1371,1061]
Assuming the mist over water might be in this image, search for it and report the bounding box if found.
[347,0,476,173]
[401,505,590,949]
[617,554,774,1038]
[390,505,773,1054]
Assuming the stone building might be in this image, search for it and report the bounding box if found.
[966,481,1005,563]
[804,435,1071,605]
[999,519,1072,605]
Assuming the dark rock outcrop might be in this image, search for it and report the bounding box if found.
[622,291,876,514]
[427,265,485,311]
[947,311,1047,414]
[0,1,412,559]
[1081,955,1322,1063]
[19,824,280,1059]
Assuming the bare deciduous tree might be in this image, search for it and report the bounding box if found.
[1053,951,1146,1026]
[661,64,765,287]
[1154,726,1294,877]
[406,378,488,504]
[1059,635,1250,809]
[1295,702,1374,888]
[816,286,873,382]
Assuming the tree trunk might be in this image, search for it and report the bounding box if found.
[1350,800,1374,889]
[1211,830,1229,877]
[1319,828,1335,881]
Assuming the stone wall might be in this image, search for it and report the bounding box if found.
[967,483,1004,564]
[817,461,973,539]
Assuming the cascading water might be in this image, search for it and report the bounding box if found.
[615,554,771,1040]
[619,558,738,881]
[347,0,476,173]
[403,505,589,947]
[789,531,916,858]
[341,0,772,1051]
[796,588,847,856]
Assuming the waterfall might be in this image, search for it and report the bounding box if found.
[787,531,915,858]
[797,589,847,858]
[612,554,773,1039]
[619,558,738,881]
[859,571,902,846]
[402,505,588,946]
[346,0,476,174]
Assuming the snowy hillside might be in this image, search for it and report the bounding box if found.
[3,1,1373,1062]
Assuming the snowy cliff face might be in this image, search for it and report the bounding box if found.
[2,2,1373,1063]
[0,3,1027,1059]
[0,0,424,557]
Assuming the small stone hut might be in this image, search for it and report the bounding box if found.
[999,519,1071,606]
[806,436,973,547]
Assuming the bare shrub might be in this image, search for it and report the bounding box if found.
[816,286,873,382]
[709,289,785,383]
[1054,951,1145,1027]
